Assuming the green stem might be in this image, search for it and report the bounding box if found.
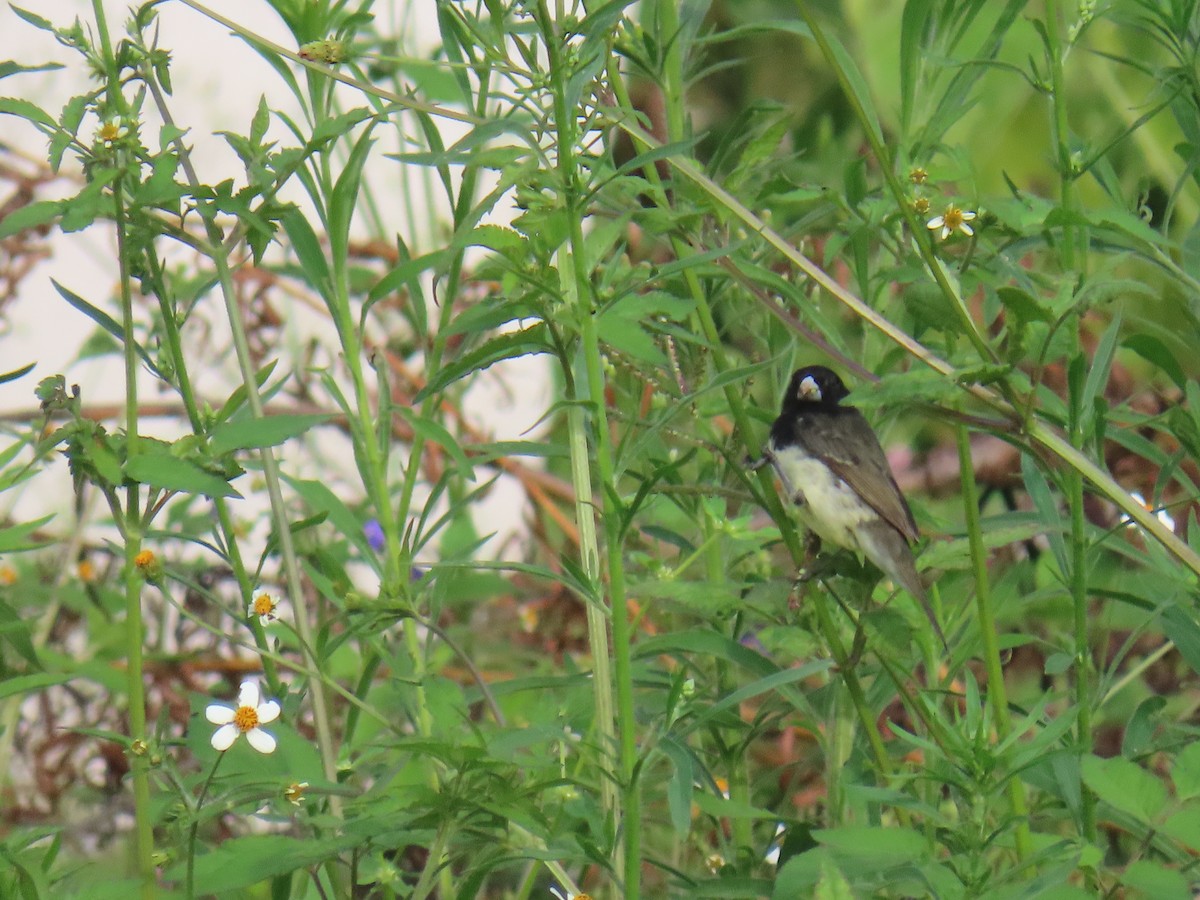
[100,56,154,887]
[185,753,224,899]
[141,248,280,692]
[540,5,637,894]
[149,103,342,816]
[956,424,1031,861]
[1068,379,1098,853]
[1043,0,1081,272]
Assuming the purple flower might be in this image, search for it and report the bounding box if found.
[363,519,385,552]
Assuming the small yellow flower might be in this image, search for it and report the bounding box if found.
[130,738,148,756]
[96,116,129,148]
[284,781,310,806]
[248,588,281,626]
[0,563,16,586]
[206,680,281,753]
[926,204,977,240]
[134,549,163,583]
[909,166,928,185]
[78,559,97,583]
[912,196,931,215]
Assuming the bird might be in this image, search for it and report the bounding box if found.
[753,365,946,648]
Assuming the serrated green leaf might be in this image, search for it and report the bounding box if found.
[1081,754,1166,824]
[209,414,329,455]
[416,324,551,400]
[0,96,55,127]
[0,199,63,239]
[124,454,240,499]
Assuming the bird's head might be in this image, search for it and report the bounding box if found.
[784,365,850,411]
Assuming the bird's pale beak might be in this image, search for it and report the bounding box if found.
[799,376,820,400]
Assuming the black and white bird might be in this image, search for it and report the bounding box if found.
[756,365,945,647]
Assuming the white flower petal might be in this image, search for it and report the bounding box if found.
[256,700,281,724]
[245,727,277,754]
[205,704,235,725]
[926,216,944,230]
[238,680,261,709]
[960,222,974,236]
[246,601,256,618]
[211,723,239,751]
[961,210,977,221]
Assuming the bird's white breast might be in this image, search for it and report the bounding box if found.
[767,443,875,554]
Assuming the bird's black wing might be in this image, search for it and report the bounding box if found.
[796,407,920,544]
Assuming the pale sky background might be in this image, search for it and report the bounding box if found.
[0,0,550,562]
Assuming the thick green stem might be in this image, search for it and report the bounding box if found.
[956,425,1031,861]
[540,4,638,894]
[1043,0,1081,271]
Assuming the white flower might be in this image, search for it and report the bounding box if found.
[284,781,309,806]
[247,588,282,626]
[205,680,281,753]
[96,116,129,147]
[926,204,977,240]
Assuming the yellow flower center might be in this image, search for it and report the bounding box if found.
[913,197,930,215]
[942,206,965,230]
[99,122,121,143]
[909,166,928,185]
[0,565,16,586]
[253,593,276,617]
[234,705,260,732]
[134,550,155,568]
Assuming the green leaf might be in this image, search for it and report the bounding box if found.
[997,285,1052,323]
[1120,860,1191,900]
[0,362,34,385]
[898,0,933,131]
[1081,754,1166,824]
[0,515,54,553]
[0,671,73,701]
[328,123,376,264]
[0,599,40,668]
[1172,741,1200,801]
[1162,605,1200,678]
[1160,807,1200,853]
[280,209,331,298]
[283,475,372,558]
[0,199,63,239]
[1124,333,1186,390]
[168,834,365,893]
[814,825,928,861]
[8,5,55,33]
[660,737,694,836]
[212,360,279,426]
[209,414,330,455]
[51,280,164,379]
[415,324,552,400]
[124,454,240,499]
[397,408,474,481]
[0,96,56,127]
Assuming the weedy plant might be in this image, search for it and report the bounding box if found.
[3,0,1200,898]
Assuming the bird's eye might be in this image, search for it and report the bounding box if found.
[799,376,821,400]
